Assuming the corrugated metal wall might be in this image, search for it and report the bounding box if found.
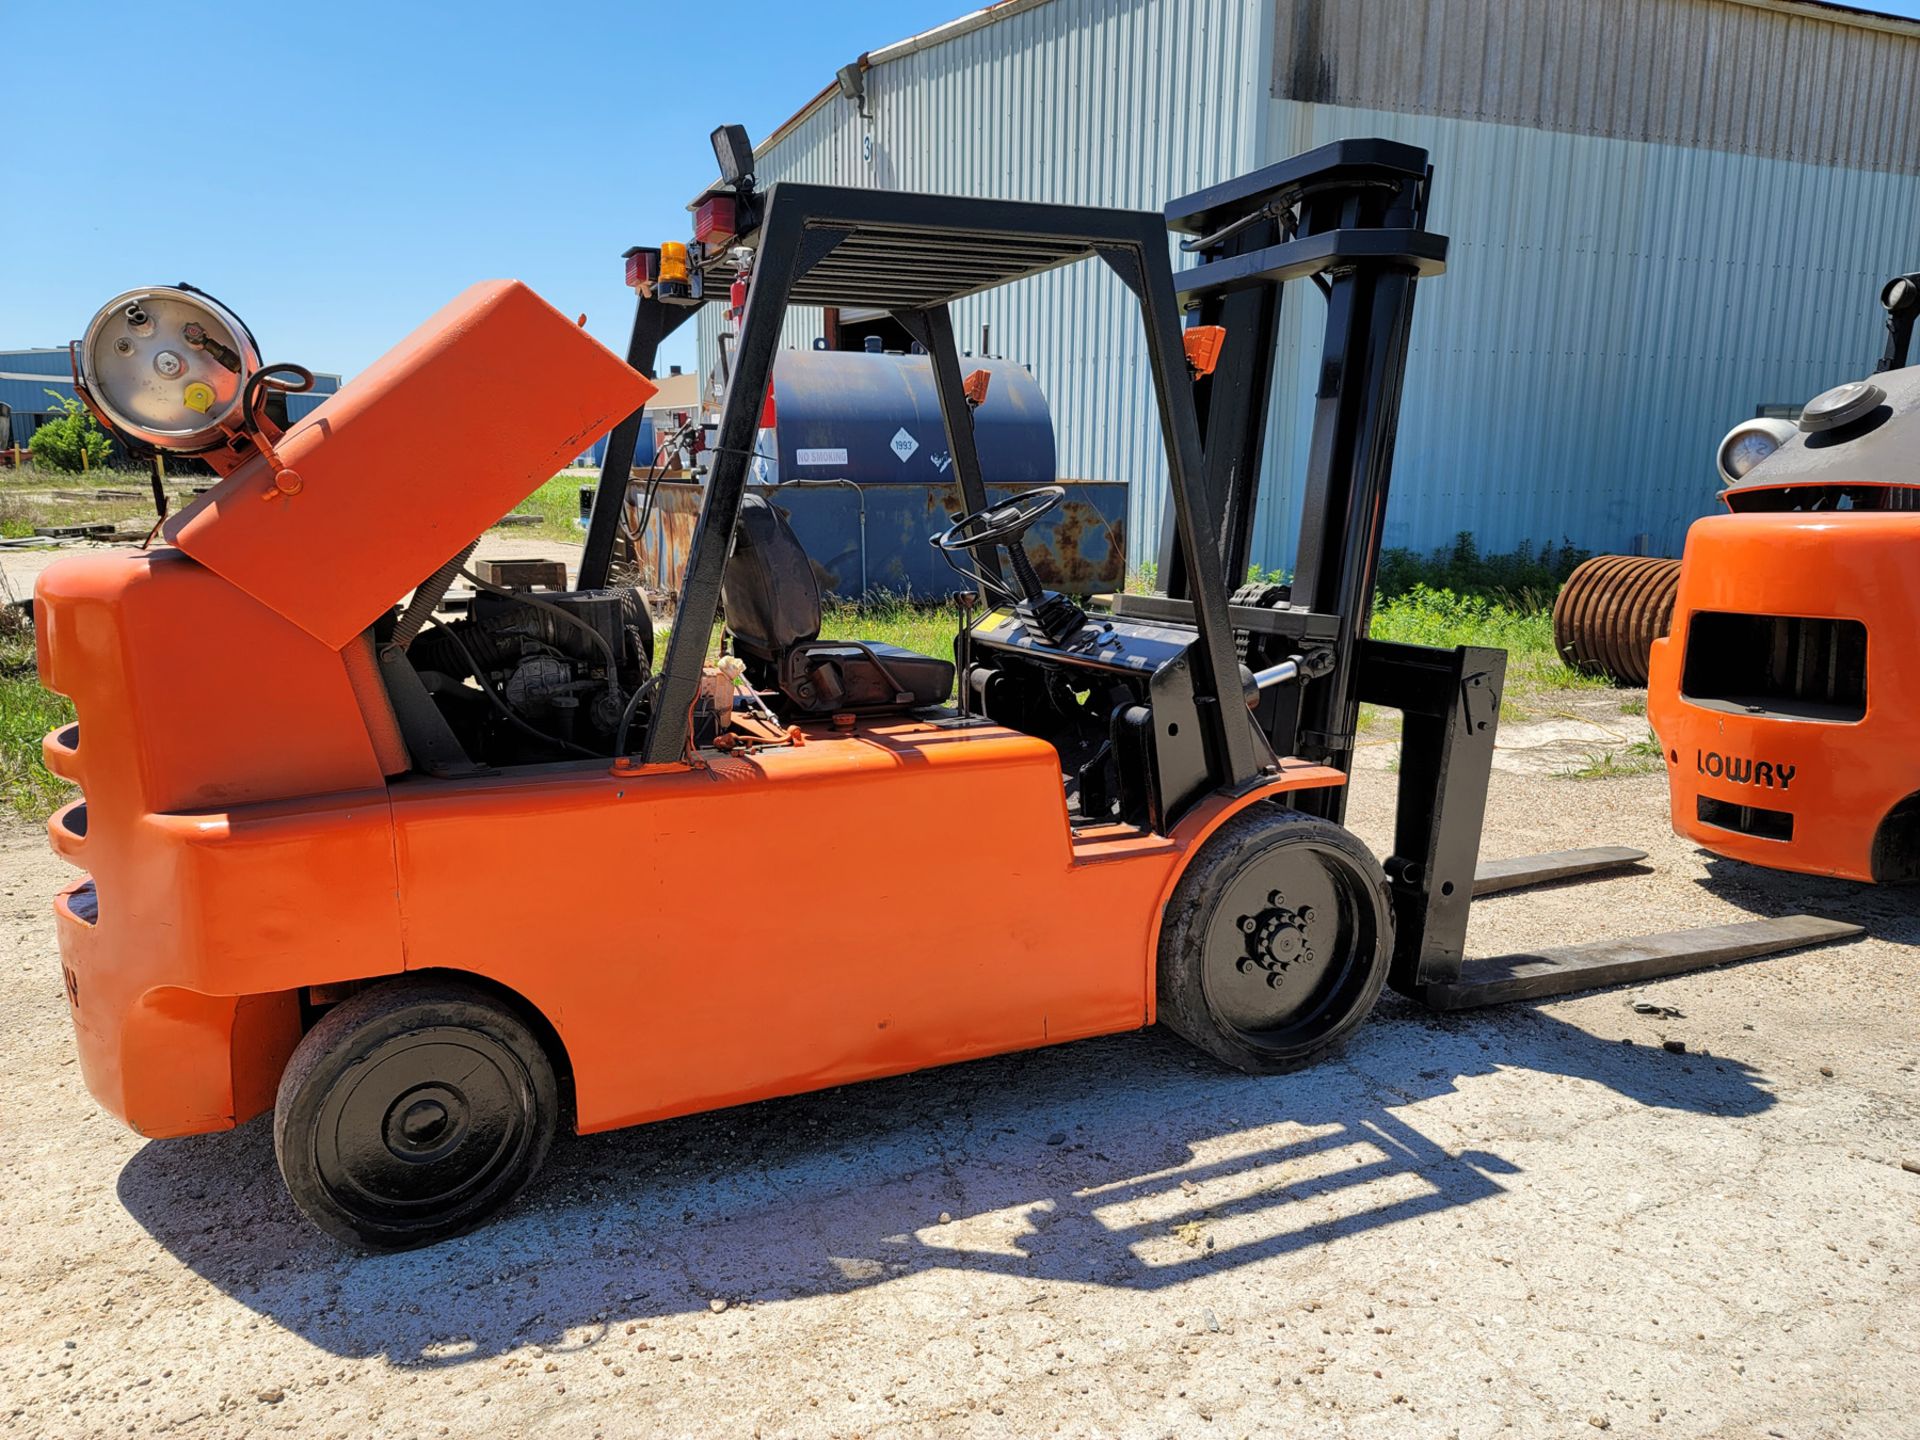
[702,0,1920,568]
[1253,101,1920,563]
[1274,0,1920,174]
[0,351,77,445]
[701,0,1275,562]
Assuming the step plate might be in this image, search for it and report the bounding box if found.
[1420,915,1865,1011]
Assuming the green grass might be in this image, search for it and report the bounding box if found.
[815,597,962,654]
[650,599,963,664]
[510,473,589,545]
[0,492,155,538]
[1370,582,1605,718]
[0,614,75,821]
[811,582,1593,720]
[0,461,155,492]
[0,462,181,540]
[1558,730,1664,781]
[1559,748,1664,781]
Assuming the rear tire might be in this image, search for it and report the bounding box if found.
[273,978,559,1251]
[1158,805,1393,1074]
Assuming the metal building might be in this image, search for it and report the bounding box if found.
[698,0,1920,567]
[0,346,342,457]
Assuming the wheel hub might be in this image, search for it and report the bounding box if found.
[384,1084,469,1161]
[1236,890,1315,986]
[1199,834,1380,1042]
[317,1033,530,1218]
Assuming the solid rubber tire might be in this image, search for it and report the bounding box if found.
[273,977,558,1251]
[1157,804,1394,1075]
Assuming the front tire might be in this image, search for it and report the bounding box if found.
[273,978,559,1251]
[1158,805,1393,1074]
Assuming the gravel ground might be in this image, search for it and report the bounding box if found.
[1,754,1916,1438]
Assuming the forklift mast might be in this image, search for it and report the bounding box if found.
[1149,139,1446,812]
[1110,140,1500,998]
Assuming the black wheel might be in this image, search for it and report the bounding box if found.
[1158,805,1393,1074]
[273,978,559,1251]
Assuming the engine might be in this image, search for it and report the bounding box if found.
[404,585,654,765]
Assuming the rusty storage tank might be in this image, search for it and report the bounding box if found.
[1552,554,1682,686]
[629,350,1126,601]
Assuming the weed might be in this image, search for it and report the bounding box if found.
[1558,736,1665,781]
[16,393,111,473]
[0,610,76,821]
[1377,532,1589,603]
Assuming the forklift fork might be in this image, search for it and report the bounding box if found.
[1361,638,1862,1010]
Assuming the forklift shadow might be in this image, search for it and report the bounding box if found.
[115,1003,1775,1367]
[1694,856,1920,945]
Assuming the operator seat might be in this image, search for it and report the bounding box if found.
[723,492,954,714]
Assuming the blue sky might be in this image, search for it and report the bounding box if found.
[1,1,962,380]
[8,0,1920,383]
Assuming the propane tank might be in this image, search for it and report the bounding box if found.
[76,287,262,453]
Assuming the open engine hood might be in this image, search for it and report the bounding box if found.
[164,280,656,650]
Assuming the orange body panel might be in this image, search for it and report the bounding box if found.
[37,548,406,1136]
[1647,510,1920,881]
[162,280,656,650]
[386,735,1341,1133]
[38,559,1340,1137]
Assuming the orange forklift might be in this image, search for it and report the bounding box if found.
[36,130,1857,1248]
[1647,274,1920,883]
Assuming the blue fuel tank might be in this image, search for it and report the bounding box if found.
[751,351,1055,488]
[630,350,1126,601]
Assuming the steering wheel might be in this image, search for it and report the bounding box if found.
[933,486,1064,554]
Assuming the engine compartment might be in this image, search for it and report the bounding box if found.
[397,584,654,766]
